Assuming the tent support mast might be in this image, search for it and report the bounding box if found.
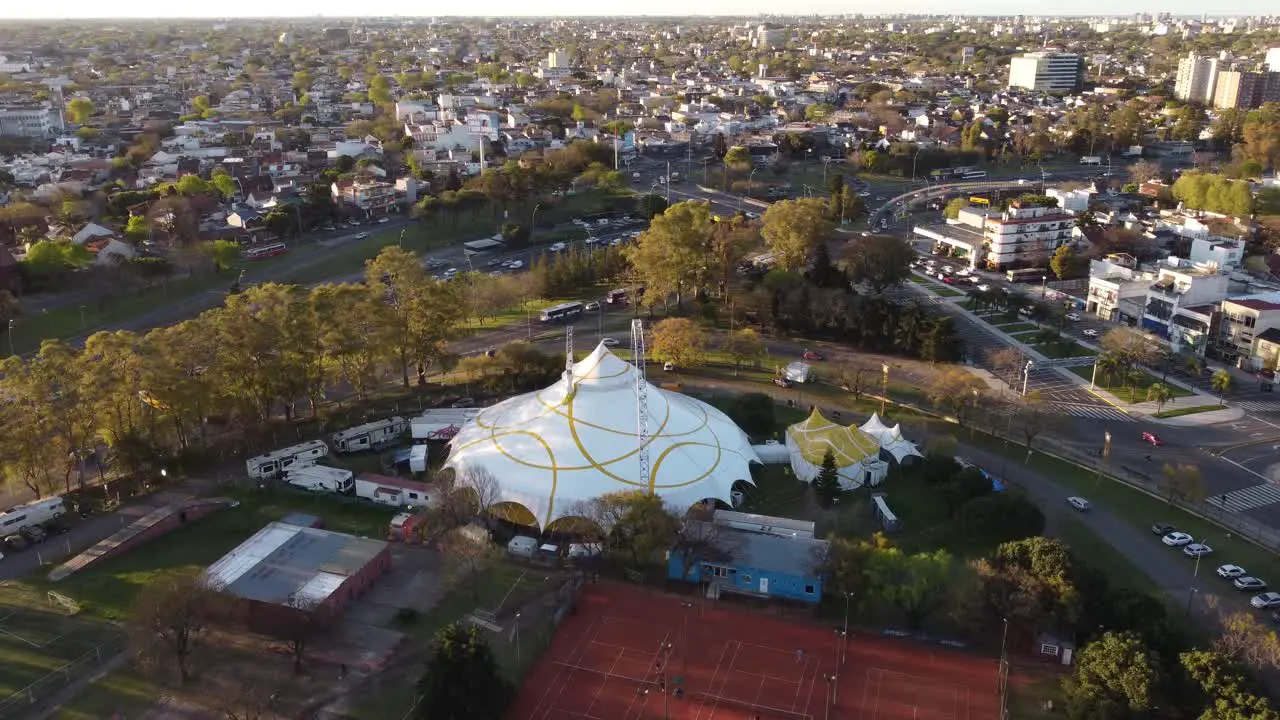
[631,318,651,491]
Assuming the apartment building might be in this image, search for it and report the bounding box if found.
[1086,255,1156,323]
[1219,294,1280,370]
[331,179,396,215]
[1213,70,1280,109]
[1141,260,1229,356]
[1007,51,1084,93]
[915,199,1074,271]
[1174,52,1219,104]
[0,106,61,138]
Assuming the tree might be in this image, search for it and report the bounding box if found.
[723,328,765,376]
[625,201,715,307]
[723,146,752,176]
[842,235,914,293]
[1179,649,1280,720]
[814,450,841,507]
[365,247,462,387]
[211,171,237,199]
[204,239,240,272]
[1213,610,1280,672]
[722,393,776,439]
[865,548,956,629]
[760,198,833,270]
[638,193,668,218]
[125,215,150,242]
[128,572,227,685]
[1063,631,1162,718]
[942,197,970,219]
[927,367,985,422]
[415,622,512,720]
[1146,382,1173,415]
[440,525,501,603]
[175,174,212,196]
[650,317,706,369]
[66,97,95,124]
[590,491,679,568]
[972,537,1080,634]
[1211,369,1232,404]
[1050,244,1079,280]
[1015,390,1057,454]
[1128,160,1162,185]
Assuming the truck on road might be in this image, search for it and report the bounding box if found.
[285,464,354,494]
[1079,156,1103,165]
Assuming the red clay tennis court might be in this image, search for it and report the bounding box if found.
[507,581,1003,720]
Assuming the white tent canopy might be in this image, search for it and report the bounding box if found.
[859,413,924,464]
[785,409,888,490]
[445,344,760,527]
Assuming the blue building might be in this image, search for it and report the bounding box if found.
[666,511,830,605]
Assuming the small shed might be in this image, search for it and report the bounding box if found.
[667,517,829,605]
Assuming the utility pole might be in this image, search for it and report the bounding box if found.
[666,160,671,205]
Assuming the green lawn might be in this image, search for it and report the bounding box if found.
[1032,341,1097,360]
[933,285,964,297]
[54,666,155,720]
[1154,404,1224,419]
[1067,365,1194,403]
[1051,513,1156,592]
[990,322,1038,334]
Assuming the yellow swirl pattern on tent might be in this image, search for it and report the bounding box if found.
[786,408,881,466]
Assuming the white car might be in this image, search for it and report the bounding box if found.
[1234,576,1266,591]
[354,232,369,240]
[1184,543,1213,558]
[1162,532,1194,547]
[857,191,871,197]
[1067,496,1091,512]
[1217,564,1247,578]
[1065,313,1081,321]
[1082,329,1099,338]
[976,284,991,292]
[601,337,620,347]
[549,242,567,252]
[377,217,390,224]
[507,260,524,269]
[956,268,972,277]
[1251,592,1280,609]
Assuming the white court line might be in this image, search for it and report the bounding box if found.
[1218,455,1273,484]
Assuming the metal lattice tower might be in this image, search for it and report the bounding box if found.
[564,325,574,374]
[630,319,651,491]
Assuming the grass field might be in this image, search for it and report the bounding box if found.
[1067,365,1194,403]
[1154,404,1223,419]
[0,583,123,712]
[990,322,1038,333]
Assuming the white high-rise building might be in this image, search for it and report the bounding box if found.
[1007,51,1084,93]
[547,50,570,69]
[1174,53,1220,104]
[1267,47,1280,73]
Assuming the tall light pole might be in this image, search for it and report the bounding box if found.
[1000,617,1009,661]
[7,319,14,356]
[740,168,758,212]
[530,202,542,245]
[911,146,922,182]
[515,612,522,666]
[1041,275,1047,299]
[1022,360,1034,397]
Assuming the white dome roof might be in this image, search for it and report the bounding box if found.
[445,344,760,527]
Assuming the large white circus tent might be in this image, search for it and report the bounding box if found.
[784,409,889,490]
[444,343,761,529]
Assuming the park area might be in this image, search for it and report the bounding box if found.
[509,581,1005,720]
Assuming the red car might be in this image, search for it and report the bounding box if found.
[943,276,955,284]
[802,350,825,361]
[1142,431,1165,447]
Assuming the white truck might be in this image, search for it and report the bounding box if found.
[784,361,813,384]
[1122,145,1143,158]
[411,409,481,441]
[331,417,408,453]
[1079,156,1102,166]
[355,473,434,508]
[246,440,329,481]
[0,497,67,534]
[285,464,354,494]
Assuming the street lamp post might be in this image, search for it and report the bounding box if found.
[740,169,758,212]
[911,147,922,182]
[1041,275,1047,299]
[7,319,14,356]
[1022,360,1034,397]
[1000,617,1009,661]
[842,592,851,665]
[515,612,522,665]
[530,203,543,245]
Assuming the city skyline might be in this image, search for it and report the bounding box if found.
[0,4,1277,20]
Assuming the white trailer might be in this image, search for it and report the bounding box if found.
[1079,156,1102,165]
[285,464,354,494]
[411,409,481,441]
[784,361,812,384]
[331,416,408,453]
[246,440,329,481]
[355,473,435,508]
[0,497,66,534]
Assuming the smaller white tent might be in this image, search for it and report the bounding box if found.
[859,414,924,465]
[785,409,888,490]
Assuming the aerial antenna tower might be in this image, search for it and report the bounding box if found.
[630,318,651,491]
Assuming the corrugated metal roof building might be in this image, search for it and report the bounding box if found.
[205,520,390,627]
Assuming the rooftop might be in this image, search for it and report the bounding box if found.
[205,521,387,607]
[693,520,828,576]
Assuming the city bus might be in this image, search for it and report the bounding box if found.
[540,301,585,322]
[1006,268,1048,283]
[242,242,288,260]
[960,171,987,180]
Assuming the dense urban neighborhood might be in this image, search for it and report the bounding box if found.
[1,11,1280,720]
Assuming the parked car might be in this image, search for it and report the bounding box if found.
[943,277,956,285]
[549,242,567,252]
[1082,329,1099,338]
[1151,522,1177,535]
[2,534,27,552]
[43,518,71,535]
[601,337,620,347]
[1066,313,1081,321]
[585,301,600,311]
[1067,496,1091,512]
[1142,431,1165,447]
[377,217,390,224]
[976,284,991,292]
[18,525,46,544]
[1234,576,1267,591]
[1251,592,1280,609]
[663,362,676,372]
[354,232,369,240]
[1218,564,1248,578]
[803,350,825,361]
[772,376,792,388]
[450,397,476,408]
[1184,543,1213,558]
[1162,532,1194,547]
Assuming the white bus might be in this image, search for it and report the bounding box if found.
[540,301,585,322]
[0,497,66,533]
[245,439,330,481]
[243,242,288,260]
[960,171,987,180]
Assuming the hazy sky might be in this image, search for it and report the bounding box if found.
[0,2,1272,20]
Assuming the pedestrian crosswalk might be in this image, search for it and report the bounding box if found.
[1056,403,1136,422]
[1206,483,1280,513]
[1232,400,1280,413]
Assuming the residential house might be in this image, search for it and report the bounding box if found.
[1141,259,1230,355]
[1218,294,1280,370]
[915,197,1074,271]
[331,179,396,215]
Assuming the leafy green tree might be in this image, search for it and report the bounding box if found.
[211,171,237,198]
[1050,244,1079,280]
[1211,369,1232,405]
[843,235,914,293]
[760,198,833,270]
[865,548,956,629]
[66,97,95,124]
[972,537,1081,634]
[943,197,970,219]
[813,450,841,507]
[804,103,834,121]
[125,215,150,242]
[723,146,752,175]
[650,317,706,368]
[723,328,766,377]
[366,247,462,388]
[1179,650,1280,720]
[204,239,241,272]
[588,491,680,567]
[624,201,715,307]
[1146,382,1173,415]
[415,623,512,720]
[175,175,212,196]
[1063,631,1162,719]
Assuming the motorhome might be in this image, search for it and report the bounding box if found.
[411,409,481,441]
[285,464,354,494]
[245,440,330,481]
[331,417,408,453]
[355,473,434,508]
[0,497,66,534]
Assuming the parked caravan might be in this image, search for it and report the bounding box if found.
[355,473,434,508]
[410,409,481,441]
[284,464,354,494]
[331,417,408,453]
[0,497,66,534]
[246,440,330,481]
[409,445,428,473]
[507,535,538,557]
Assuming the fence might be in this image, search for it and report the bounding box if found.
[0,636,125,716]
